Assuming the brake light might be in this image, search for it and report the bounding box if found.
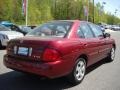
[43,48,61,62]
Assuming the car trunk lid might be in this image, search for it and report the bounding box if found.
[7,36,64,61]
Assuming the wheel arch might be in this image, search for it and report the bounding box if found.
[78,54,88,66]
[112,44,116,50]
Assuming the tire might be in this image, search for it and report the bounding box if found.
[107,47,115,62]
[67,58,86,85]
[0,41,2,49]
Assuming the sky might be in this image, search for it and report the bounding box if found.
[95,0,120,18]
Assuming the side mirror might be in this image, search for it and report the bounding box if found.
[101,28,105,32]
[104,33,110,38]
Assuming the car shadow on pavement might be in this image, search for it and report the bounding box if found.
[0,71,74,90]
[86,59,109,74]
[0,59,110,90]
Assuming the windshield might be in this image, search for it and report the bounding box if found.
[27,21,73,37]
[0,25,11,31]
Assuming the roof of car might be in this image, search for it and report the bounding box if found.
[50,20,81,23]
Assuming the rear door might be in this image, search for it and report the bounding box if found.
[78,22,100,66]
[88,23,109,60]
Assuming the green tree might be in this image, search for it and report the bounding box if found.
[0,0,120,25]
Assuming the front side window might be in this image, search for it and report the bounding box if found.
[80,23,94,38]
[89,23,104,38]
[27,21,73,37]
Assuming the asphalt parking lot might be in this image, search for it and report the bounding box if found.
[0,31,120,90]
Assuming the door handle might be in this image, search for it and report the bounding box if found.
[84,44,88,46]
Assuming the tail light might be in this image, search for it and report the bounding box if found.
[42,48,61,62]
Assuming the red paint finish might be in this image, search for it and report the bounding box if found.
[3,20,115,78]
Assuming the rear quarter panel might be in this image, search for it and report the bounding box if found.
[48,39,87,75]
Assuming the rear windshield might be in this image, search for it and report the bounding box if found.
[0,25,11,31]
[27,21,73,37]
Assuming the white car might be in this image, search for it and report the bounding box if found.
[0,25,24,47]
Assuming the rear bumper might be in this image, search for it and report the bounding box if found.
[3,55,66,78]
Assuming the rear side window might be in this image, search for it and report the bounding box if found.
[89,23,104,37]
[80,23,94,38]
[77,27,85,38]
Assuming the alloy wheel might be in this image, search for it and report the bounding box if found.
[74,59,86,81]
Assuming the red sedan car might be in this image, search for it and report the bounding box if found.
[4,20,116,84]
